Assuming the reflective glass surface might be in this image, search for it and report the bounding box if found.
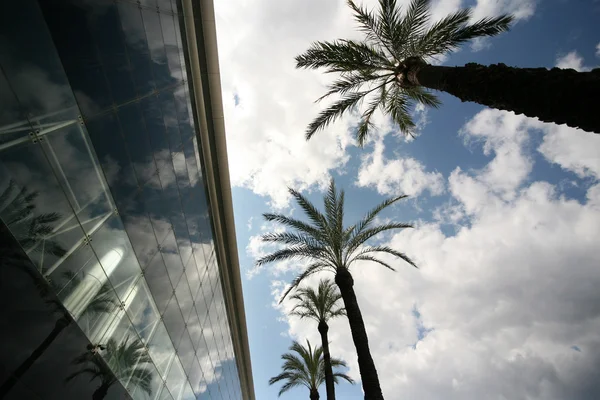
[1,0,243,399]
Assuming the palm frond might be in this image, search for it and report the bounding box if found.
[352,254,397,271]
[306,91,370,140]
[263,213,324,241]
[347,222,413,256]
[385,85,416,136]
[256,245,327,267]
[295,39,393,73]
[317,70,391,102]
[289,188,329,233]
[417,9,513,56]
[278,262,332,303]
[261,232,324,248]
[357,78,391,146]
[405,86,441,108]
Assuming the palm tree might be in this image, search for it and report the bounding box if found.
[65,336,153,400]
[269,340,354,400]
[296,0,600,145]
[0,179,66,258]
[257,179,416,400]
[289,279,346,400]
[0,273,116,398]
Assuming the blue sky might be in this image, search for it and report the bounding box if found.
[214,0,600,398]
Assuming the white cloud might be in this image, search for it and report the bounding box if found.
[357,139,445,197]
[555,51,592,72]
[539,124,600,179]
[596,42,600,58]
[471,0,537,22]
[272,109,600,399]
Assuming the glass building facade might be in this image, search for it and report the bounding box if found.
[0,1,253,399]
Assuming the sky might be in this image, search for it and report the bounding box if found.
[213,0,600,399]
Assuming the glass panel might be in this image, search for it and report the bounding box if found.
[85,112,139,206]
[175,272,194,323]
[157,384,175,400]
[159,91,182,151]
[160,12,183,83]
[117,2,155,96]
[40,122,113,233]
[127,359,162,400]
[162,295,185,348]
[148,321,176,379]
[171,211,192,267]
[141,95,169,157]
[144,250,174,315]
[195,282,210,326]
[177,330,195,374]
[141,9,171,90]
[88,3,136,106]
[165,357,186,400]
[91,215,142,301]
[187,307,202,351]
[143,176,173,245]
[118,102,156,185]
[48,241,95,295]
[187,357,205,397]
[181,138,199,187]
[122,200,159,270]
[125,277,160,343]
[185,255,201,302]
[180,383,196,400]
[0,142,86,273]
[160,229,184,287]
[172,151,190,193]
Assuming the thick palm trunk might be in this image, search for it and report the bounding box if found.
[405,58,600,134]
[0,317,70,397]
[92,382,110,400]
[335,267,383,400]
[310,387,320,400]
[318,320,336,400]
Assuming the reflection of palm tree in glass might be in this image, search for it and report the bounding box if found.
[66,336,153,400]
[0,271,115,398]
[0,179,67,258]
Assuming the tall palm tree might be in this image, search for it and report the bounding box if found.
[269,340,353,400]
[289,279,346,400]
[65,336,153,400]
[257,179,416,400]
[296,0,600,145]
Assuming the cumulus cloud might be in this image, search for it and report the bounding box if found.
[272,109,600,399]
[597,42,600,57]
[357,139,445,197]
[555,51,592,72]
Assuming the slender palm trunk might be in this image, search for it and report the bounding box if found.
[318,320,335,400]
[0,317,70,398]
[310,387,320,400]
[92,382,110,400]
[335,267,383,400]
[404,58,600,134]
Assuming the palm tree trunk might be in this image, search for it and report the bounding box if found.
[318,320,336,400]
[405,58,600,134]
[0,317,70,398]
[335,267,383,400]
[310,387,320,400]
[92,382,111,400]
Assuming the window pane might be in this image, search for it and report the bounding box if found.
[165,356,186,400]
[125,277,160,343]
[91,215,142,301]
[144,250,173,315]
[148,321,175,379]
[162,295,185,348]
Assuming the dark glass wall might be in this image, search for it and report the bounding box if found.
[0,0,242,399]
